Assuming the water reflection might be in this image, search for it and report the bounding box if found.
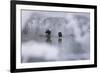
[22,32,90,63]
[46,36,52,43]
[58,38,62,43]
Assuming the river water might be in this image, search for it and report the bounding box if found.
[21,35,90,63]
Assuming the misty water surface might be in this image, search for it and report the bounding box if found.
[21,10,90,63]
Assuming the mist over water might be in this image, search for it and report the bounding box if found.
[21,10,90,63]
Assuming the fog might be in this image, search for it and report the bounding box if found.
[21,10,90,63]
